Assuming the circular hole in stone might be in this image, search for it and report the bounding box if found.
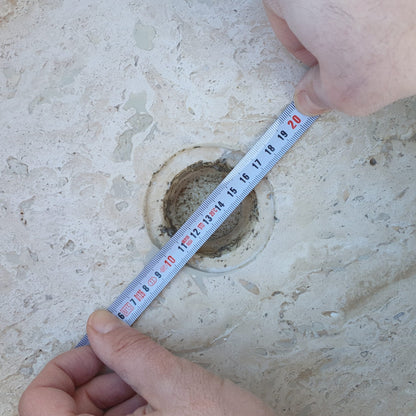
[144,146,275,272]
[163,160,258,257]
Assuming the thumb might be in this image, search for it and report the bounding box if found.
[86,310,184,410]
[294,64,331,116]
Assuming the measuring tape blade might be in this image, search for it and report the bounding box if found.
[76,102,317,347]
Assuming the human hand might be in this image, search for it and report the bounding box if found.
[263,0,416,116]
[19,310,275,415]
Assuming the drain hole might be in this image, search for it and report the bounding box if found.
[162,160,258,257]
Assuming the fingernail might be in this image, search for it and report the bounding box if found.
[294,90,329,116]
[88,310,125,334]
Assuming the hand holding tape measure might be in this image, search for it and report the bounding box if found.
[19,1,416,415]
[264,0,416,116]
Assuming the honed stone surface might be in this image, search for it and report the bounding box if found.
[1,1,415,415]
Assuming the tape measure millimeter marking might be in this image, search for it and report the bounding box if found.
[77,102,318,347]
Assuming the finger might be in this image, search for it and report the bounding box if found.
[86,310,188,410]
[263,0,317,66]
[19,385,78,416]
[130,403,155,415]
[104,395,148,416]
[294,64,331,116]
[131,409,164,416]
[32,346,102,392]
[19,346,103,416]
[74,372,137,413]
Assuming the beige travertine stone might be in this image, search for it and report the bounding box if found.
[1,1,415,415]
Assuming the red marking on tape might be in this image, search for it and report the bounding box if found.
[148,276,157,286]
[120,302,134,317]
[197,222,205,230]
[182,235,193,246]
[134,289,146,301]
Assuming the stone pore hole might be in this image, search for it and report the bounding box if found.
[162,160,258,257]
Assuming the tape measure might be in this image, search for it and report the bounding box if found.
[77,102,318,347]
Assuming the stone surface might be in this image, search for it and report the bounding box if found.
[1,1,415,415]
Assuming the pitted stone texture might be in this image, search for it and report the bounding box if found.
[1,1,415,415]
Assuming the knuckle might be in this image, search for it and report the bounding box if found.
[320,71,379,116]
[18,388,33,416]
[110,328,151,357]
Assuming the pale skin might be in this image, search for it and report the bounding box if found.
[19,310,275,416]
[19,1,416,415]
[264,0,416,116]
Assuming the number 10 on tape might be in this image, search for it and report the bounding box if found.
[76,102,318,347]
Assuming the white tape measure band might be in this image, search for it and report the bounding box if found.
[77,102,317,347]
